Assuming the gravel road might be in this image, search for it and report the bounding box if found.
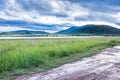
[16,46,120,80]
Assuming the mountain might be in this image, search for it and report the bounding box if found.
[56,25,120,35]
[0,30,49,35]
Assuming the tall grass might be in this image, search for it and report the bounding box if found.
[0,38,120,73]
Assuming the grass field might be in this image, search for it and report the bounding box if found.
[0,37,120,79]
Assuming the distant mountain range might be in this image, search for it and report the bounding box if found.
[0,30,49,35]
[56,25,120,35]
[0,24,120,35]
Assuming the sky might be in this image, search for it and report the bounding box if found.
[0,0,120,33]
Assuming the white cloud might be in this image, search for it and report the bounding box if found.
[0,0,88,23]
[111,12,120,22]
[34,16,73,24]
[76,21,120,29]
[50,0,88,17]
[0,0,120,32]
[0,0,34,20]
[0,26,32,32]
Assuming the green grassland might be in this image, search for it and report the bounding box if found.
[0,37,120,79]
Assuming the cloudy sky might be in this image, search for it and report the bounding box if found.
[0,0,120,33]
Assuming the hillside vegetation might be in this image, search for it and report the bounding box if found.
[57,25,120,35]
[0,38,120,75]
[0,30,49,35]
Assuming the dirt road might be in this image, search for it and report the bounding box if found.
[16,46,120,80]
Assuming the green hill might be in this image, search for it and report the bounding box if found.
[57,25,120,35]
[0,30,49,35]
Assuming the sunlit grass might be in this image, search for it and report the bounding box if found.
[0,38,120,73]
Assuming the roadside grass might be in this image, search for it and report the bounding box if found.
[0,37,120,80]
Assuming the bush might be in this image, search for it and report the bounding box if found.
[107,40,120,46]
